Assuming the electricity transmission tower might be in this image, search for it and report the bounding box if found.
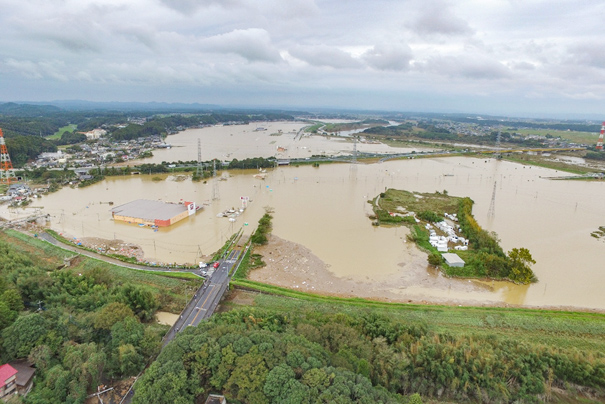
[196,139,203,177]
[488,181,497,219]
[212,160,219,200]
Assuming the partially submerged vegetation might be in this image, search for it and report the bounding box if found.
[591,226,605,240]
[371,189,537,284]
[250,210,273,245]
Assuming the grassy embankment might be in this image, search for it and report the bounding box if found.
[225,288,605,352]
[1,229,202,312]
[499,153,600,175]
[44,228,200,273]
[303,122,323,133]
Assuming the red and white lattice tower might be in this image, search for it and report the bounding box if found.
[0,128,18,184]
[597,121,605,151]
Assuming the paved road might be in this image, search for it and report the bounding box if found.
[162,248,243,346]
[38,232,201,276]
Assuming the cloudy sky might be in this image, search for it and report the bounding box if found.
[1,0,605,117]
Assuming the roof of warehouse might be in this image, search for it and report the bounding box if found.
[110,199,187,221]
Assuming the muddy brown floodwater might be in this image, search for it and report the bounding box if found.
[7,124,604,311]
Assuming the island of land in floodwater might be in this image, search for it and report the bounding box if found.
[5,122,605,311]
[369,189,537,285]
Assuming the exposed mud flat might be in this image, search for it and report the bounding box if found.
[249,235,506,307]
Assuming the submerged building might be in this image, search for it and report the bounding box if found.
[110,199,198,227]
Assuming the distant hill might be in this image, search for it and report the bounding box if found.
[0,102,62,116]
[29,100,223,112]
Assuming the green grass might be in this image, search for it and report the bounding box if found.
[136,269,202,280]
[501,154,597,175]
[48,124,77,140]
[376,189,460,215]
[2,229,73,260]
[229,283,605,352]
[304,123,323,133]
[516,128,598,144]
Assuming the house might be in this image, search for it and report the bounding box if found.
[0,364,17,400]
[8,361,35,397]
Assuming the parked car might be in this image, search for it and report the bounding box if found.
[213,262,220,268]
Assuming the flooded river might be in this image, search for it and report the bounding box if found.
[144,122,418,163]
[15,125,605,311]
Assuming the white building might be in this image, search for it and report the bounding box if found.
[84,129,107,140]
[442,253,465,267]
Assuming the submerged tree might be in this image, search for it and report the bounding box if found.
[507,247,537,284]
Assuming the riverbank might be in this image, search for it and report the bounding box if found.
[247,235,604,312]
[249,235,507,308]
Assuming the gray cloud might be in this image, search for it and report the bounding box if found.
[158,0,242,14]
[567,41,605,69]
[201,29,283,63]
[421,55,510,80]
[362,44,413,71]
[289,45,361,69]
[408,1,474,37]
[0,0,603,116]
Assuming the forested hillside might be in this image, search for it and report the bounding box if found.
[0,230,201,403]
[134,292,605,404]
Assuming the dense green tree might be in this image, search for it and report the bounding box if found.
[28,344,53,372]
[93,302,135,330]
[57,131,87,145]
[0,301,17,330]
[4,135,57,167]
[2,313,49,359]
[263,364,296,400]
[110,316,145,349]
[507,248,537,284]
[1,289,24,312]
[225,352,269,403]
[132,360,194,404]
[115,284,159,321]
[117,343,144,376]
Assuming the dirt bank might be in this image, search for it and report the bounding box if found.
[248,235,501,306]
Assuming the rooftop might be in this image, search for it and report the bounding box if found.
[9,361,35,387]
[0,364,17,388]
[442,253,465,266]
[110,199,188,221]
